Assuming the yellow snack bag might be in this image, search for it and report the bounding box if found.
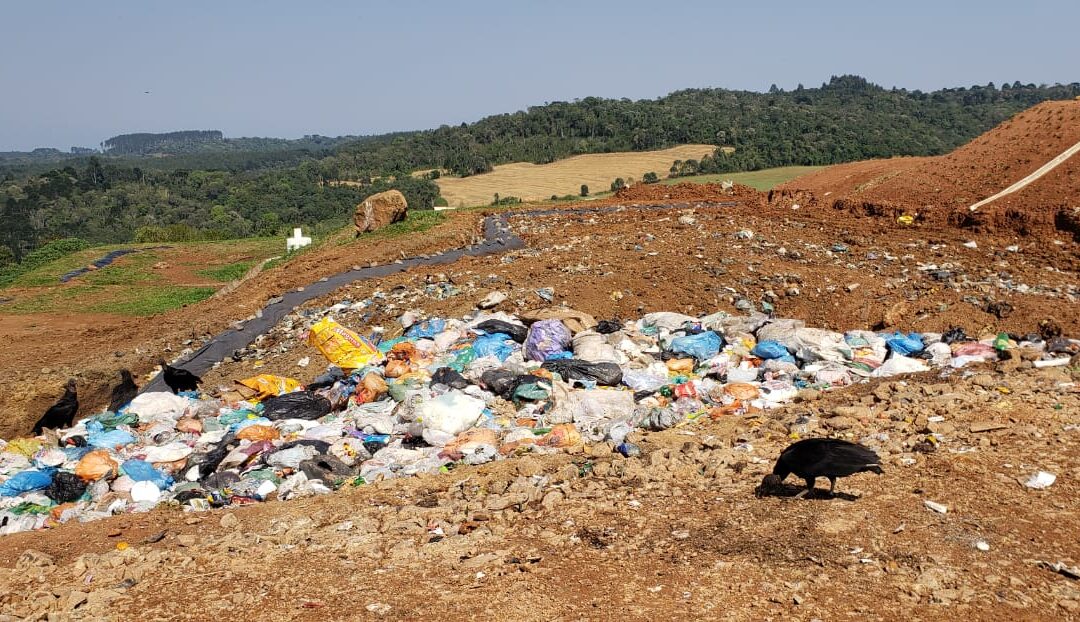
[306,317,382,370]
[235,374,301,401]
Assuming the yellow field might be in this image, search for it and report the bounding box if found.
[435,144,716,207]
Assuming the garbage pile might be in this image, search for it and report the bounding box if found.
[2,307,1077,535]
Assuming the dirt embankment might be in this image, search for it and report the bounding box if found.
[771,100,1080,238]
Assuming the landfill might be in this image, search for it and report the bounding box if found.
[2,303,1076,536]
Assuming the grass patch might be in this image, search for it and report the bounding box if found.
[659,166,825,191]
[90,286,217,317]
[80,252,163,286]
[0,286,103,314]
[363,210,447,240]
[197,260,256,283]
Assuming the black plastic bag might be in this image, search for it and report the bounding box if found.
[307,366,345,390]
[262,391,332,421]
[475,319,528,343]
[46,471,86,504]
[941,326,971,344]
[481,369,546,400]
[541,359,623,386]
[596,319,623,335]
[431,367,470,389]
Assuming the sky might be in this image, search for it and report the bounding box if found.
[1,0,1077,151]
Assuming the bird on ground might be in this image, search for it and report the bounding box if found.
[757,438,883,498]
[159,360,201,394]
[108,369,139,413]
[32,379,79,435]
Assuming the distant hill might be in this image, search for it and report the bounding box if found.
[323,76,1080,179]
[100,130,363,156]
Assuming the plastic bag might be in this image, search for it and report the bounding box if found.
[236,374,301,400]
[126,392,189,422]
[262,391,332,421]
[595,319,622,335]
[0,469,53,497]
[751,340,791,360]
[548,385,636,440]
[669,331,723,360]
[45,471,86,503]
[541,359,623,386]
[86,421,136,450]
[871,355,930,377]
[475,319,528,343]
[525,320,572,361]
[121,459,174,489]
[884,332,924,356]
[572,330,619,363]
[236,425,280,441]
[419,391,485,436]
[307,317,383,369]
[75,450,118,482]
[622,369,669,393]
[431,367,469,389]
[405,318,446,339]
[472,333,516,361]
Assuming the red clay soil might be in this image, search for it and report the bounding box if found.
[771,100,1080,237]
[615,181,766,205]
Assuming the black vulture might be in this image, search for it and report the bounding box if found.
[758,438,883,498]
[108,369,138,413]
[159,360,201,394]
[32,379,79,435]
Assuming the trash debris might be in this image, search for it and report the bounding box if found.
[0,301,1074,535]
[1023,471,1057,489]
[924,500,948,514]
[1037,560,1080,580]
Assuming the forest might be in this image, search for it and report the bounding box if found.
[3,75,1079,265]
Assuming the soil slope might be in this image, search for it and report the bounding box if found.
[772,100,1080,237]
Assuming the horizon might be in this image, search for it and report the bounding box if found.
[2,0,1078,151]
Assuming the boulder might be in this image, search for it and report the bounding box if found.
[354,190,408,234]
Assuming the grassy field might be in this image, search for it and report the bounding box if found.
[658,166,826,190]
[434,144,717,207]
[0,238,283,316]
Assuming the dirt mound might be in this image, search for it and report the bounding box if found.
[354,189,408,234]
[774,100,1080,236]
[615,181,765,204]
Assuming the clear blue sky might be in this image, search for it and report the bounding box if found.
[1,0,1076,151]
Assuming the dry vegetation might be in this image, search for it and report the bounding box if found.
[435,144,716,207]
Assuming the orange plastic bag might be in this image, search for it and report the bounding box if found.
[236,375,301,401]
[354,373,389,403]
[536,423,582,448]
[75,450,118,482]
[236,425,280,441]
[384,359,411,378]
[306,317,382,369]
[666,358,694,373]
[723,383,760,401]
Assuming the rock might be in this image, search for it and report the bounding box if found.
[541,490,564,509]
[219,513,240,529]
[1060,600,1080,613]
[971,374,996,389]
[485,492,528,511]
[354,189,408,234]
[177,535,197,547]
[882,301,908,328]
[477,291,507,309]
[796,389,821,402]
[16,550,55,570]
[65,591,88,610]
[824,416,858,430]
[831,405,871,419]
[970,421,1008,433]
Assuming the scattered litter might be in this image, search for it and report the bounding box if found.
[924,500,948,514]
[1023,471,1057,489]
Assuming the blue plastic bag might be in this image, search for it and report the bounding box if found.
[472,333,516,361]
[86,420,136,449]
[406,318,446,339]
[884,332,924,356]
[525,320,572,362]
[752,340,791,360]
[0,469,54,497]
[121,460,174,489]
[669,331,723,360]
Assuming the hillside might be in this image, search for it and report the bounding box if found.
[434,144,715,206]
[324,77,1080,179]
[772,100,1080,235]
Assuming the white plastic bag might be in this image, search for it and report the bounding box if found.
[419,391,485,436]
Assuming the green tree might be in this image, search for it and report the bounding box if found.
[642,172,659,184]
[580,184,589,197]
[610,178,625,192]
